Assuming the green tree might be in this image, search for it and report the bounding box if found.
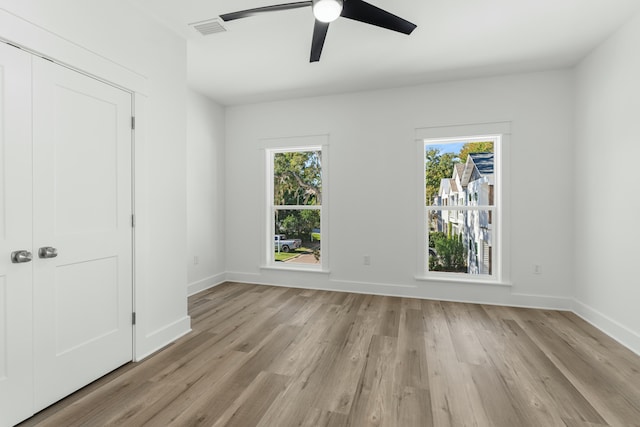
[425,148,457,204]
[278,209,320,241]
[434,234,466,272]
[274,151,321,205]
[458,141,494,163]
[429,231,447,248]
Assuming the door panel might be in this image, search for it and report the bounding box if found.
[53,86,119,234]
[0,43,34,427]
[55,257,120,354]
[32,57,133,410]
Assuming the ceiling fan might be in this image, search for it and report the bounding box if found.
[220,0,417,62]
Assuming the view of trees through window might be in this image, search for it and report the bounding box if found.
[425,139,496,275]
[272,150,322,265]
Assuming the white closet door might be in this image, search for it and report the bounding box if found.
[0,44,34,427]
[32,57,134,410]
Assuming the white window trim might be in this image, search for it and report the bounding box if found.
[262,135,329,272]
[415,122,511,285]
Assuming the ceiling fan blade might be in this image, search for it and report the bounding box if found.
[340,0,417,35]
[310,20,330,62]
[220,1,312,21]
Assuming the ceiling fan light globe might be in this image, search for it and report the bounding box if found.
[312,0,343,23]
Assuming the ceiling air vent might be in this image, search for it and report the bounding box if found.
[190,18,227,36]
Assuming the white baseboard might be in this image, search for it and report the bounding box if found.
[508,292,573,311]
[134,315,191,362]
[226,271,572,310]
[572,299,640,356]
[187,273,227,296]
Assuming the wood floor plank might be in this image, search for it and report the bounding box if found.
[232,295,308,352]
[256,342,342,426]
[299,408,348,427]
[344,334,398,427]
[473,325,572,426]
[441,301,490,366]
[375,297,401,338]
[519,318,640,425]
[468,363,528,426]
[118,350,250,425]
[18,283,640,427]
[211,372,289,427]
[267,302,335,376]
[167,324,300,426]
[549,311,640,388]
[396,386,433,427]
[395,308,429,390]
[30,377,157,427]
[313,313,378,414]
[422,300,492,426]
[510,319,607,423]
[560,418,611,427]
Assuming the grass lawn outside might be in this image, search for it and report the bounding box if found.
[274,246,315,262]
[274,251,300,262]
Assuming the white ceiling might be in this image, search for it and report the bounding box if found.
[128,0,640,105]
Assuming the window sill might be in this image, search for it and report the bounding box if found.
[414,275,512,287]
[261,265,330,274]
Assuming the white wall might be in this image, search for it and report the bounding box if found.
[0,0,190,359]
[187,90,226,295]
[225,70,575,308]
[574,12,640,354]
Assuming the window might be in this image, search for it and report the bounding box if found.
[266,146,323,269]
[424,135,502,280]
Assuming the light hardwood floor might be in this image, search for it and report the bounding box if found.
[19,282,640,426]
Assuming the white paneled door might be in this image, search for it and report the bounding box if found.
[32,57,134,410]
[0,42,35,427]
[0,45,133,426]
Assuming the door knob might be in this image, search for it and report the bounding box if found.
[38,246,58,259]
[11,250,33,263]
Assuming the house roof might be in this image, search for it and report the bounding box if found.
[454,163,464,179]
[438,178,451,195]
[468,153,494,175]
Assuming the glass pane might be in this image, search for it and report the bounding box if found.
[425,141,494,206]
[274,151,322,206]
[428,209,493,275]
[274,209,321,265]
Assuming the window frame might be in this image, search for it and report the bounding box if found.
[415,122,510,285]
[265,143,328,271]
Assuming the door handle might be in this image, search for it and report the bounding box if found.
[11,250,33,263]
[38,246,58,259]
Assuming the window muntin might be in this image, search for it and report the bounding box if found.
[268,148,322,267]
[425,137,498,278]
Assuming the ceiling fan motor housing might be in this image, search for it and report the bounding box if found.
[312,0,344,23]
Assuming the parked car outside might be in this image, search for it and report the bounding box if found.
[274,234,302,253]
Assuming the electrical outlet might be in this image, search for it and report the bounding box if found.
[363,255,371,266]
[533,264,542,275]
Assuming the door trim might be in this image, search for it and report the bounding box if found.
[0,9,147,95]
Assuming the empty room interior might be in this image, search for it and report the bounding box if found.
[1,0,640,426]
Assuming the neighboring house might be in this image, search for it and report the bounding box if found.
[434,153,494,274]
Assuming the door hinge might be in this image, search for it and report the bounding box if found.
[131,214,135,228]
[132,312,137,325]
[131,116,136,130]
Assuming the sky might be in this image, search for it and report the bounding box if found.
[426,142,465,155]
